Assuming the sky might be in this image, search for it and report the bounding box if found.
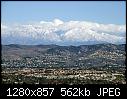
[1,1,126,45]
[2,1,126,25]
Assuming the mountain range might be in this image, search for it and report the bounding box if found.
[1,19,126,45]
[2,44,126,68]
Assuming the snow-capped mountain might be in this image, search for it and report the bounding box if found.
[1,19,126,45]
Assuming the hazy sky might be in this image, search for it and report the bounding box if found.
[2,1,126,24]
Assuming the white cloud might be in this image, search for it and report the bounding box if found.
[53,19,64,26]
[1,19,126,45]
[1,24,8,29]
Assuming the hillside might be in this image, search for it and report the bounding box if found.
[2,44,126,69]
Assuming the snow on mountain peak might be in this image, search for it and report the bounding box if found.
[53,19,64,26]
[1,19,126,45]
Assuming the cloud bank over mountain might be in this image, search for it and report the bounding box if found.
[1,19,126,45]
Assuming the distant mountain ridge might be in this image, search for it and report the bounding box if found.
[2,19,126,45]
[2,43,125,68]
